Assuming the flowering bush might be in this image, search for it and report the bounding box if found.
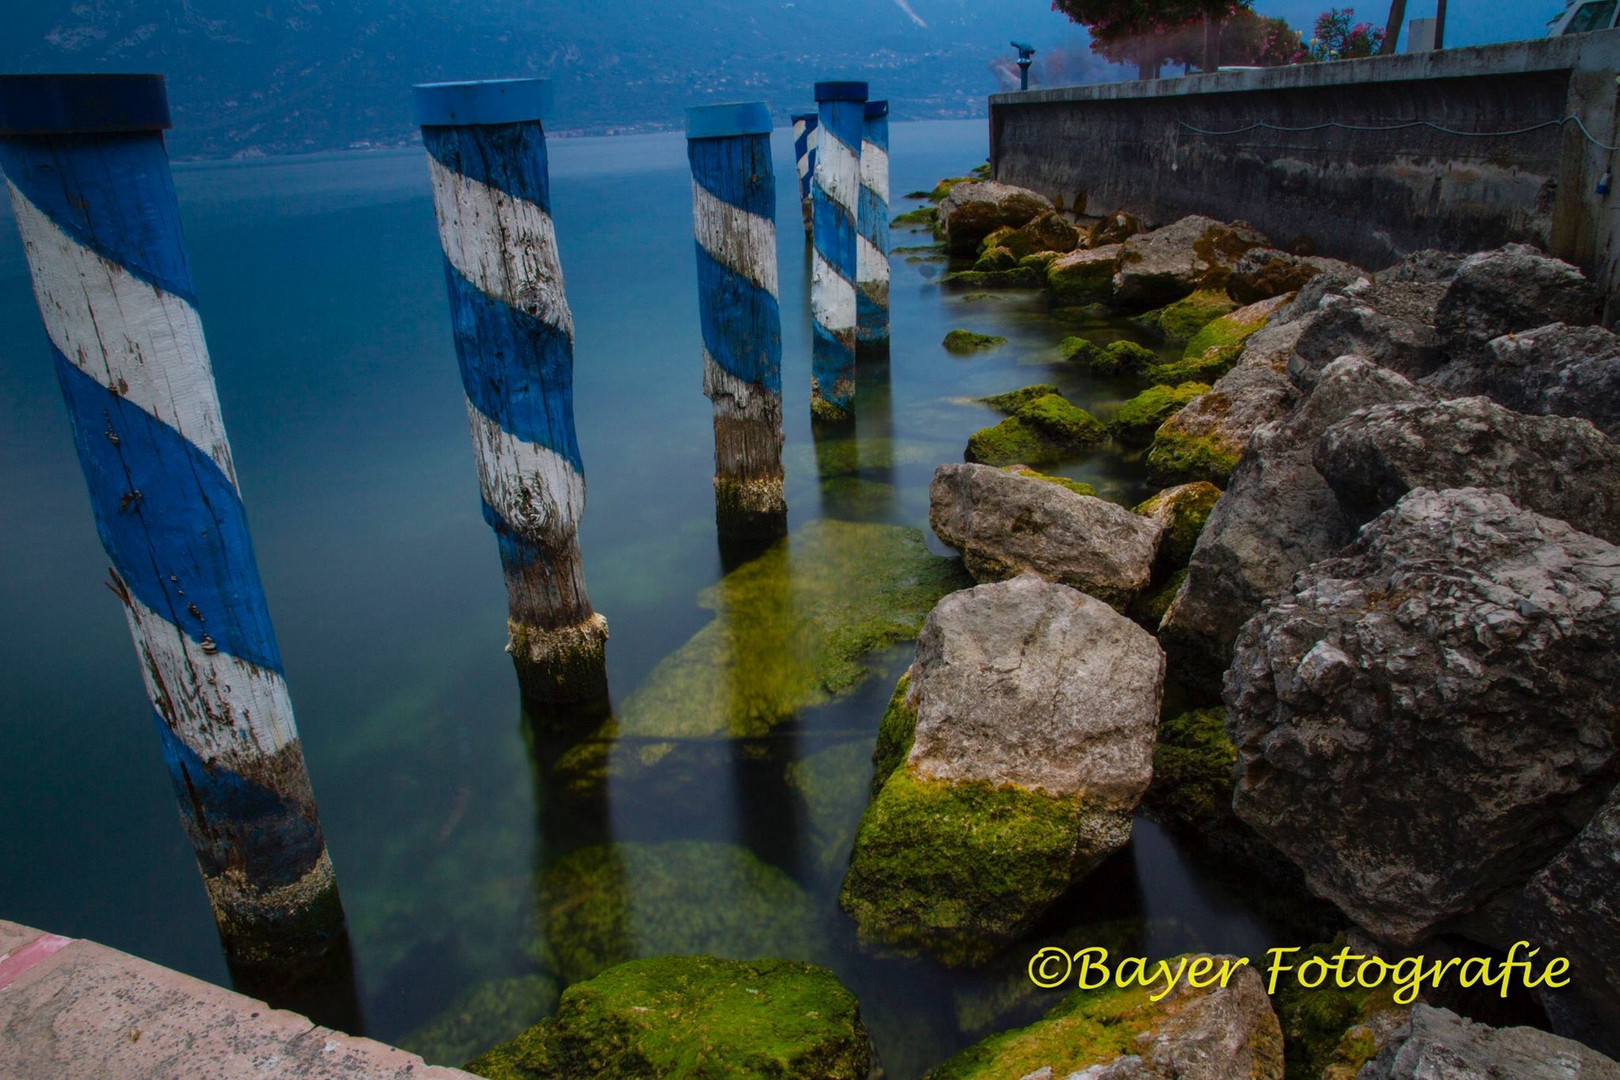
[1305,7,1385,59]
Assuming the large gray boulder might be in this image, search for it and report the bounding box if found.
[1160,357,1428,692]
[1225,247,1359,305]
[939,181,1054,256]
[1316,395,1620,542]
[1226,487,1620,946]
[1514,785,1620,1057]
[907,573,1164,801]
[1361,1005,1620,1080]
[929,463,1162,609]
[1433,243,1601,360]
[1112,215,1269,311]
[1377,248,1466,284]
[1288,276,1447,387]
[1426,322,1620,440]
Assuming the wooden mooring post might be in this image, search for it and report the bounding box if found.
[857,99,891,352]
[809,80,868,424]
[685,101,788,541]
[792,112,818,237]
[413,78,609,705]
[0,73,346,972]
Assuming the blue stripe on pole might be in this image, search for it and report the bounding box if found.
[443,263,584,473]
[694,243,782,392]
[812,320,856,380]
[152,713,326,891]
[812,187,857,277]
[421,123,551,213]
[857,185,888,253]
[688,135,776,221]
[857,289,888,337]
[0,135,197,304]
[53,352,285,675]
[480,497,561,573]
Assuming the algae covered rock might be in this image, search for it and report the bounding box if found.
[1226,488,1620,945]
[1047,244,1123,305]
[1266,940,1404,1080]
[402,974,560,1068]
[1001,463,1096,498]
[535,840,822,985]
[943,329,1008,352]
[1359,1005,1620,1080]
[1227,248,1356,305]
[929,953,1283,1080]
[1110,383,1210,447]
[965,394,1105,467]
[1062,336,1157,378]
[981,384,1058,413]
[610,519,965,743]
[972,245,1018,272]
[939,181,1054,255]
[785,740,873,876]
[1167,292,1292,384]
[1134,289,1238,346]
[1087,209,1143,248]
[930,463,1162,608]
[1131,481,1221,569]
[1113,216,1269,311]
[840,577,1163,963]
[1144,707,1236,833]
[464,955,876,1080]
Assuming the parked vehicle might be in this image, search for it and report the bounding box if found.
[1549,0,1620,35]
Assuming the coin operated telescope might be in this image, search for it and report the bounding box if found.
[1012,41,1036,91]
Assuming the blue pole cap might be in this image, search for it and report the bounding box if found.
[685,101,773,140]
[865,100,889,119]
[0,74,170,136]
[814,81,869,103]
[413,78,552,128]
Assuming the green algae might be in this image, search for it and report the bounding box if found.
[965,390,1106,466]
[929,176,977,201]
[1001,464,1097,498]
[943,329,1009,352]
[402,974,560,1068]
[980,384,1059,413]
[1062,337,1157,377]
[1128,566,1187,629]
[1133,480,1222,568]
[1184,300,1270,360]
[1019,251,1061,271]
[464,956,874,1080]
[973,245,1018,272]
[868,673,916,798]
[1146,427,1242,487]
[892,206,939,227]
[534,841,822,986]
[964,417,1058,467]
[1046,253,1118,305]
[1272,940,1404,1080]
[941,267,1043,288]
[785,739,873,876]
[1016,394,1107,447]
[1133,288,1238,346]
[1109,382,1210,447]
[606,520,965,744]
[1145,708,1237,833]
[1145,349,1241,386]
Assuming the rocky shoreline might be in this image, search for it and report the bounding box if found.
[455,175,1620,1079]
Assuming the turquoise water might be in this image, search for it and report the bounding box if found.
[0,120,1283,1075]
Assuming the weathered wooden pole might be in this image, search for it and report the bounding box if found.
[856,99,891,353]
[413,78,609,705]
[685,102,788,541]
[792,112,818,237]
[809,80,867,424]
[0,73,345,971]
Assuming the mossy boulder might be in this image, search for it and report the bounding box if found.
[965,417,1056,467]
[1063,337,1157,378]
[1134,288,1239,346]
[928,176,977,202]
[972,245,1018,272]
[1019,250,1061,271]
[1011,211,1081,256]
[464,956,875,1080]
[1169,293,1291,384]
[980,384,1058,413]
[1132,480,1222,568]
[965,394,1105,467]
[1087,210,1144,248]
[892,205,939,228]
[1146,421,1244,487]
[1144,707,1237,833]
[943,329,1008,352]
[1109,382,1211,447]
[1145,349,1242,386]
[1128,566,1188,629]
[1272,940,1405,1080]
[1046,243,1122,305]
[534,841,822,985]
[1001,464,1096,498]
[929,952,1284,1079]
[939,267,1043,288]
[1017,393,1107,446]
[402,974,560,1068]
[939,181,1054,255]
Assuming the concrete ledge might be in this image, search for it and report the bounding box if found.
[0,920,476,1080]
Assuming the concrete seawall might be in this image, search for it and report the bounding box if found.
[990,32,1620,300]
[0,920,475,1079]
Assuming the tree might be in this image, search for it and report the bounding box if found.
[1219,10,1307,65]
[1305,7,1385,59]
[1052,0,1255,79]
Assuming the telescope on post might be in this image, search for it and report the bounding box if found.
[1012,41,1036,91]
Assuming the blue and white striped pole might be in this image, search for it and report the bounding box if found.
[810,80,867,424]
[791,112,818,237]
[857,99,891,352]
[685,102,788,540]
[0,74,345,970]
[414,79,609,705]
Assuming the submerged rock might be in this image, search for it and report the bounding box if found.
[785,740,872,877]
[1110,383,1210,447]
[930,463,1162,609]
[1425,322,1620,440]
[534,840,822,985]
[928,954,1283,1080]
[841,576,1162,963]
[1160,357,1428,691]
[982,384,1059,413]
[972,245,1018,272]
[944,329,1008,352]
[1064,336,1158,377]
[1433,243,1601,361]
[1226,488,1620,946]
[1316,394,1620,542]
[1513,785,1620,1056]
[940,181,1054,255]
[402,974,560,1069]
[1112,216,1269,311]
[464,956,876,1080]
[1359,1005,1620,1080]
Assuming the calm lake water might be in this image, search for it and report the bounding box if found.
[0,119,1285,1075]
